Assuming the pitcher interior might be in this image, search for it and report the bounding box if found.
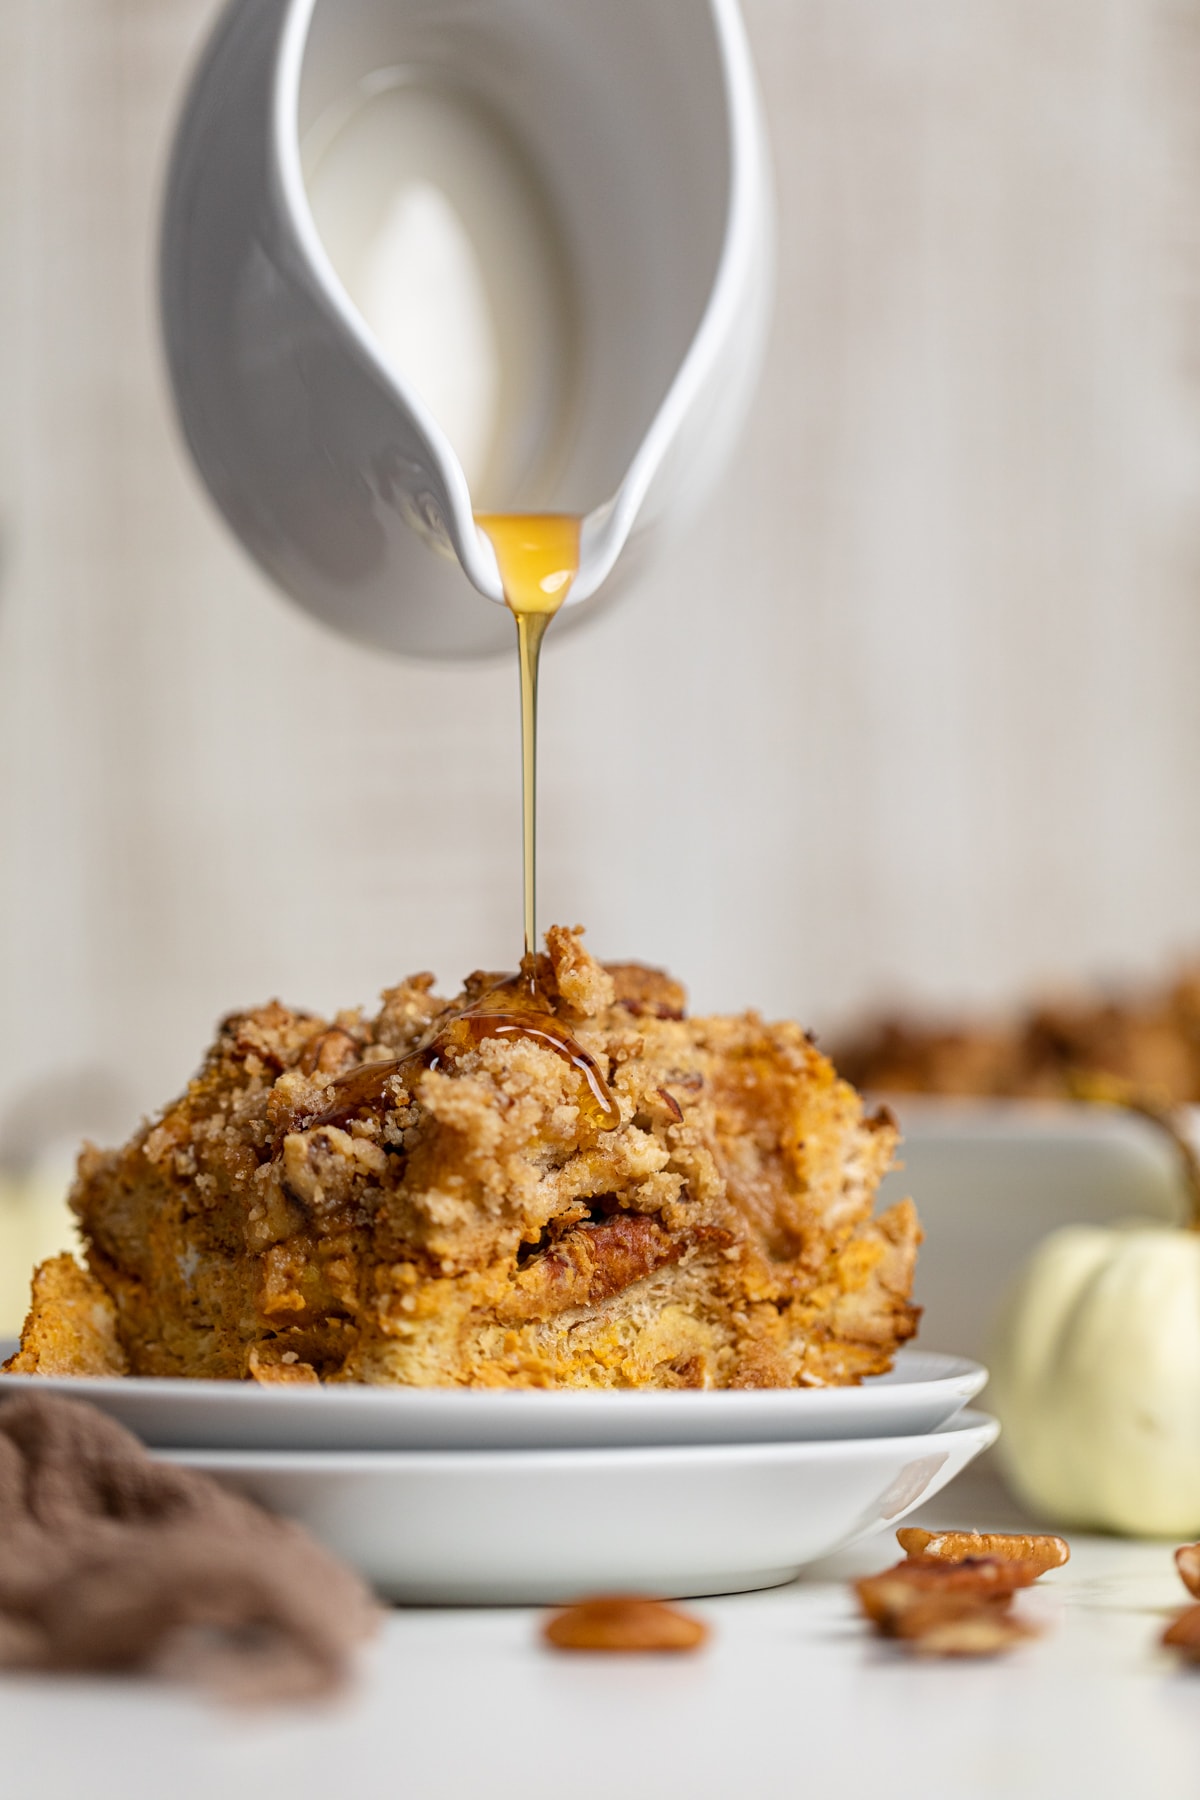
[294,0,733,516]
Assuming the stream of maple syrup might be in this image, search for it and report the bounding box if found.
[297,514,619,1137]
[475,512,580,964]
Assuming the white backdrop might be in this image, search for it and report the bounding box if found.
[2,0,1200,1152]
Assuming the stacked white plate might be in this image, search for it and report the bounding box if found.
[0,1351,995,1603]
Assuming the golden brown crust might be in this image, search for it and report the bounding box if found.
[11,928,920,1389]
[4,1253,127,1376]
[545,924,616,1018]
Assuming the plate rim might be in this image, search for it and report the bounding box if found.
[158,1407,1000,1473]
[0,1346,985,1409]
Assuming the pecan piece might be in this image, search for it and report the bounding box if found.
[604,963,687,1020]
[1176,1543,1200,1599]
[856,1559,1037,1659]
[856,1557,1037,1629]
[894,1602,1035,1659]
[543,1595,708,1653]
[500,1214,691,1324]
[1162,1604,1200,1660]
[298,1028,361,1077]
[897,1528,1069,1573]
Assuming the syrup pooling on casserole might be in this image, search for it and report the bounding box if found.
[424,963,619,1130]
[300,962,619,1136]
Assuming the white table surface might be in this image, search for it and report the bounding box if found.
[3,1459,1197,1800]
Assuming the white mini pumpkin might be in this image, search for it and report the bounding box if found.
[989,1220,1200,1538]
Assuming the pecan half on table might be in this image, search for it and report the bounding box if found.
[542,1595,708,1653]
[896,1529,1070,1573]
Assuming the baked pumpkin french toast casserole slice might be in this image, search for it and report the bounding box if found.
[7,926,920,1388]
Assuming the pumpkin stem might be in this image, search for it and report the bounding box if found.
[1069,1070,1200,1231]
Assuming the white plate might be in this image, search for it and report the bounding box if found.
[162,1409,999,1604]
[0,1348,986,1452]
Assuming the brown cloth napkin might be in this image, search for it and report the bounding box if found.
[0,1391,378,1701]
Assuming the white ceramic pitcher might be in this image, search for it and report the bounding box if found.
[160,0,773,658]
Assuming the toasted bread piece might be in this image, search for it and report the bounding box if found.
[7,1252,127,1376]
